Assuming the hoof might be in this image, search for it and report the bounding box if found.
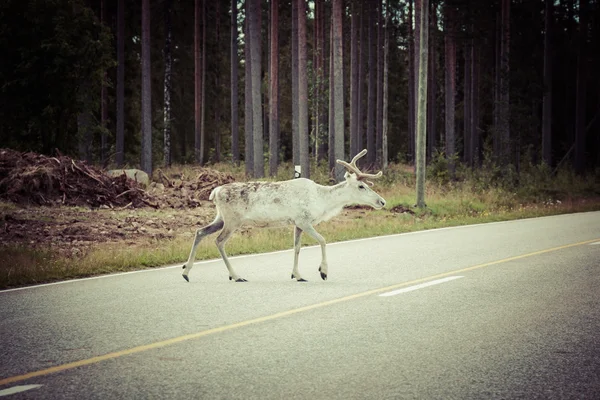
[182,274,189,282]
[298,278,308,282]
[235,278,248,282]
[320,272,327,281]
[291,274,295,279]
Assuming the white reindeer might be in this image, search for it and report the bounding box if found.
[182,149,386,282]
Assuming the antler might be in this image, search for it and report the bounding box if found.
[336,149,383,185]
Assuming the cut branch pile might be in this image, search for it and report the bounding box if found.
[0,149,152,208]
[0,149,235,209]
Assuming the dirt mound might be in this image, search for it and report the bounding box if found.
[0,148,235,209]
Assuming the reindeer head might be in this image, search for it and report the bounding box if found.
[336,149,386,209]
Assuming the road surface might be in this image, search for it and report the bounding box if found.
[1,211,599,399]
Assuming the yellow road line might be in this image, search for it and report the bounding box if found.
[1,238,598,387]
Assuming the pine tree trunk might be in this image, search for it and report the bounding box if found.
[427,1,436,162]
[316,0,326,162]
[415,0,429,208]
[382,3,390,169]
[298,0,310,178]
[574,0,588,174]
[116,0,125,167]
[413,0,421,165]
[498,0,511,166]
[214,1,221,162]
[407,0,415,164]
[350,0,359,157]
[444,3,456,176]
[332,0,345,181]
[100,0,108,166]
[464,39,472,165]
[249,0,264,177]
[471,43,480,167]
[366,2,376,165]
[541,0,553,167]
[375,0,383,166]
[357,1,366,155]
[200,0,207,165]
[194,0,202,164]
[291,0,299,166]
[141,0,152,175]
[163,0,173,168]
[244,3,254,176]
[231,0,240,165]
[328,21,335,173]
[269,0,279,176]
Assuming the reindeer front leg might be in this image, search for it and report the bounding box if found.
[297,223,328,281]
[291,226,307,282]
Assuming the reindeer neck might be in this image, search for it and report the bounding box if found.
[319,181,354,208]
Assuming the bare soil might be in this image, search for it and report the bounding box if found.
[0,149,234,257]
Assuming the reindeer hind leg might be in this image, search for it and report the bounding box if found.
[182,215,224,282]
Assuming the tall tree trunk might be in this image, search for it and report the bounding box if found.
[244,2,254,176]
[415,0,429,208]
[100,0,108,165]
[444,2,456,176]
[408,0,415,163]
[427,1,436,162]
[541,0,553,167]
[493,10,500,159]
[413,0,422,165]
[471,43,480,167]
[116,0,125,167]
[464,38,472,165]
[163,0,173,168]
[141,0,152,175]
[328,21,335,173]
[200,0,207,165]
[574,0,588,174]
[298,0,310,178]
[375,0,383,166]
[194,0,202,164]
[269,0,279,176]
[498,0,511,166]
[214,1,221,162]
[316,0,326,161]
[231,0,240,165]
[249,0,264,177]
[332,0,345,180]
[350,0,359,157]
[292,0,299,166]
[382,2,390,169]
[357,1,366,156]
[366,2,376,165]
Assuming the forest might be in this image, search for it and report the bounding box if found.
[1,0,599,181]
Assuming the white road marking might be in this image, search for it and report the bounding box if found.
[588,241,600,245]
[379,276,464,297]
[0,385,42,396]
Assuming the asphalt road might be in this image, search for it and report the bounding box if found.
[1,211,599,399]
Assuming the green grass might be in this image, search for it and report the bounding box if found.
[1,161,599,289]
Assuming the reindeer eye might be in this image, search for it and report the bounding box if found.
[358,184,366,190]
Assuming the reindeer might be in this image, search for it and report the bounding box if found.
[182,149,386,282]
